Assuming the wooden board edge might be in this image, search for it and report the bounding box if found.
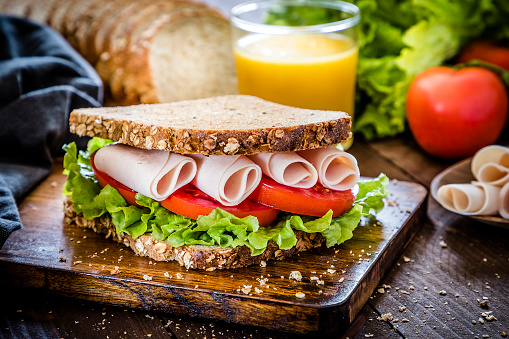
[330,183,427,332]
[0,260,321,334]
[312,182,428,334]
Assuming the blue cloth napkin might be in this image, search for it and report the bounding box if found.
[0,15,103,248]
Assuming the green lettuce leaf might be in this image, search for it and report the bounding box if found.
[356,173,390,216]
[63,139,389,256]
[323,205,363,247]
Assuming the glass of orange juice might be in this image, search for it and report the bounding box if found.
[231,0,360,147]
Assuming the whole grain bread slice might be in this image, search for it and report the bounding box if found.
[133,9,237,104]
[67,0,106,53]
[0,0,31,16]
[64,0,110,50]
[92,0,152,63]
[64,198,325,270]
[69,95,352,155]
[25,0,59,24]
[100,1,208,104]
[48,0,74,34]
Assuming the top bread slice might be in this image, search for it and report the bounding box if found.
[69,95,352,155]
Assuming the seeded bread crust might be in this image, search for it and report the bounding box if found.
[64,197,325,270]
[69,95,352,155]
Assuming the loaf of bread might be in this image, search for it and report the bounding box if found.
[0,0,238,106]
[69,95,352,155]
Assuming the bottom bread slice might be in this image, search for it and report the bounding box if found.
[63,198,326,270]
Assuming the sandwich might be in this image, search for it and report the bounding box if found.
[62,95,388,270]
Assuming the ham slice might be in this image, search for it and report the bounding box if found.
[298,147,359,191]
[94,144,197,201]
[499,182,509,219]
[471,145,509,187]
[437,182,500,216]
[247,153,318,188]
[190,154,261,206]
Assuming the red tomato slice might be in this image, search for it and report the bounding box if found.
[160,185,279,226]
[90,152,279,226]
[249,176,357,217]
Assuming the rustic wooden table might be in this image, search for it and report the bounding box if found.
[1,133,507,339]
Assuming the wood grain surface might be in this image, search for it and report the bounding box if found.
[2,135,508,339]
[0,153,426,335]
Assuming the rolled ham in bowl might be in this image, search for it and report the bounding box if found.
[499,182,509,219]
[437,182,500,216]
[93,144,197,201]
[471,145,509,187]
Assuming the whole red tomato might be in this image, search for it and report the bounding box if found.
[458,40,509,70]
[406,66,508,159]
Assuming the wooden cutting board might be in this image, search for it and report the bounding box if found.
[0,162,427,335]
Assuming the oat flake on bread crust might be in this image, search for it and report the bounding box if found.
[69,95,352,155]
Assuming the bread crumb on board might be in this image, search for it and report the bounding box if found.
[403,256,413,263]
[377,313,393,322]
[289,271,302,282]
[480,311,497,321]
[295,292,305,299]
[241,285,252,295]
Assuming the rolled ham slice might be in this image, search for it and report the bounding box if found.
[471,145,509,187]
[436,181,500,216]
[190,154,261,206]
[298,147,359,191]
[499,182,509,219]
[94,144,197,201]
[248,152,318,188]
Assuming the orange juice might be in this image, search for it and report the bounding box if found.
[234,33,358,114]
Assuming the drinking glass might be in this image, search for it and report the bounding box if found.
[231,0,360,117]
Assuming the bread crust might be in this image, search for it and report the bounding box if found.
[69,95,352,155]
[64,197,325,270]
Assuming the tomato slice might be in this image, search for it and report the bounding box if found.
[90,152,279,226]
[249,176,357,217]
[160,185,279,226]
